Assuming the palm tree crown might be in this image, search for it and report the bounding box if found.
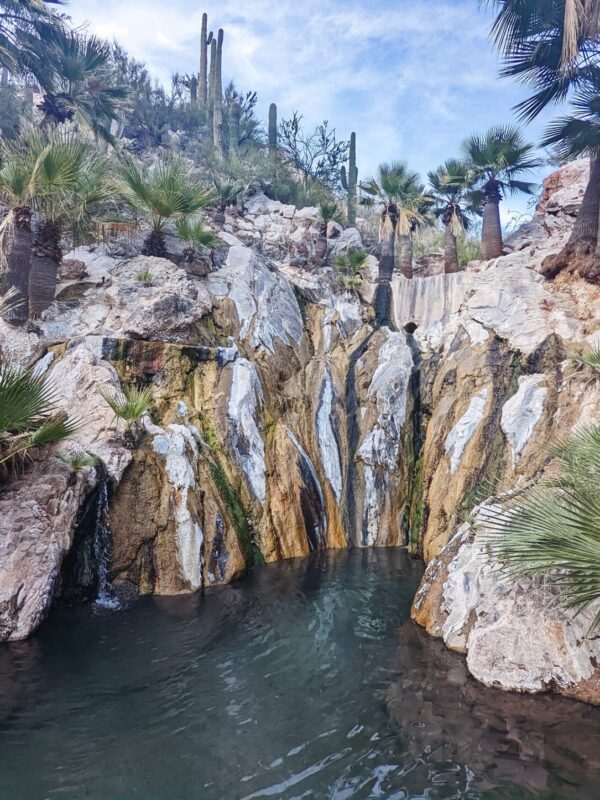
[461,125,541,259]
[36,31,129,142]
[489,0,600,104]
[428,159,480,273]
[363,161,431,241]
[0,0,64,82]
[113,156,217,257]
[486,2,600,275]
[428,159,477,232]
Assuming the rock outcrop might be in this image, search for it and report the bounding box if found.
[2,158,600,706]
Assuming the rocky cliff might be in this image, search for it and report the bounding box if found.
[1,160,600,703]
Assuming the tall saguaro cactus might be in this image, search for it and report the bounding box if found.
[199,13,213,108]
[208,37,217,115]
[212,28,225,159]
[268,103,278,154]
[229,100,241,156]
[341,132,358,226]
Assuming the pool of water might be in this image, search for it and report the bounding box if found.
[1,549,600,799]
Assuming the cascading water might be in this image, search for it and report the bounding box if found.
[57,464,120,609]
[92,475,119,609]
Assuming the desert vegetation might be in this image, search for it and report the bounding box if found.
[0,0,568,331]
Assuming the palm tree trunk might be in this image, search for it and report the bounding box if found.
[29,219,62,318]
[142,230,167,258]
[398,234,413,279]
[444,224,460,274]
[3,207,32,325]
[481,181,503,260]
[569,153,600,252]
[378,233,395,281]
[541,154,600,279]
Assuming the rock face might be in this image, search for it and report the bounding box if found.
[2,157,600,707]
[412,520,600,704]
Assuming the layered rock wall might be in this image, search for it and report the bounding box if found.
[2,162,600,705]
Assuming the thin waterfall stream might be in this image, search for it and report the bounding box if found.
[92,475,119,609]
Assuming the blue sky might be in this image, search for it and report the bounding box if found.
[68,0,559,219]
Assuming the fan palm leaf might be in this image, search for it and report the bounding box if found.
[0,361,79,465]
[175,216,219,249]
[99,384,154,432]
[482,423,600,629]
[114,156,217,233]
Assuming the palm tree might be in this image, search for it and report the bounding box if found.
[35,31,129,143]
[113,156,217,258]
[20,129,111,317]
[0,0,64,83]
[487,1,600,272]
[542,77,600,279]
[361,161,432,281]
[0,137,36,323]
[461,126,541,260]
[428,160,480,274]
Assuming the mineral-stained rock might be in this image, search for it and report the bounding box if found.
[0,336,129,640]
[412,521,600,702]
[3,157,600,714]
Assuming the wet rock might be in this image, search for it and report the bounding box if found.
[412,521,600,702]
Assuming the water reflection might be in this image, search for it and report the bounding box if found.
[0,549,598,799]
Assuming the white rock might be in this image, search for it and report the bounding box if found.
[227,359,266,505]
[358,331,414,472]
[445,388,489,475]
[316,367,343,500]
[501,375,547,465]
[151,423,203,590]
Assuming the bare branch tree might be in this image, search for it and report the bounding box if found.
[279,111,349,190]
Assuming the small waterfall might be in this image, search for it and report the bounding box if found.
[343,329,377,541]
[287,430,328,551]
[391,272,472,331]
[58,464,120,608]
[92,476,119,609]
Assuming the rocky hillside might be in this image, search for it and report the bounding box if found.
[1,160,600,703]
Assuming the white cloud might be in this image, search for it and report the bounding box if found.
[67,0,549,201]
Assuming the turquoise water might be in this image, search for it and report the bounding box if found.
[1,549,599,799]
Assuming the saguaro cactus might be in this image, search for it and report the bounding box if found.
[213,29,225,159]
[199,13,213,108]
[341,132,358,226]
[268,103,278,154]
[189,75,198,105]
[229,100,242,156]
[208,38,217,114]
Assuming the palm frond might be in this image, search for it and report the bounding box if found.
[568,345,600,373]
[114,156,217,231]
[0,361,78,464]
[175,216,219,249]
[56,447,99,471]
[481,421,600,630]
[99,383,154,432]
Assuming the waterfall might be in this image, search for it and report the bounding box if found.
[287,430,328,551]
[391,272,472,330]
[92,476,119,609]
[57,464,120,608]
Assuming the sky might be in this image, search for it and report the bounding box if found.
[67,0,559,220]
